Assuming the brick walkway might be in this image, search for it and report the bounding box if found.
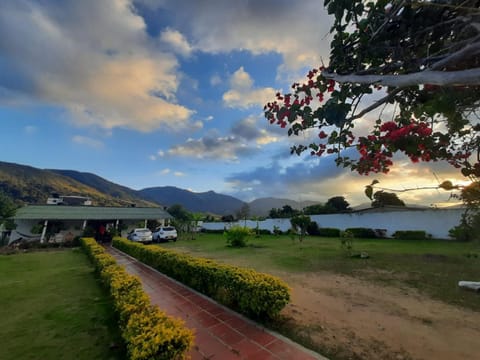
[106,246,326,360]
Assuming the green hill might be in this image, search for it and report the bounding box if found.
[0,161,155,207]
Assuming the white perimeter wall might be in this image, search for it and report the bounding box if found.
[202,208,464,239]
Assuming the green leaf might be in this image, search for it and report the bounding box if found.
[365,185,373,200]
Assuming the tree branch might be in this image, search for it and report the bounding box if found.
[349,88,402,121]
[431,38,480,70]
[373,185,446,193]
[323,68,480,87]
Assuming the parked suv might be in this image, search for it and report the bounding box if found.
[127,228,153,243]
[152,226,177,242]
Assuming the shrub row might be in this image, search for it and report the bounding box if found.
[316,227,341,237]
[393,230,429,240]
[81,238,193,360]
[344,227,377,238]
[256,228,272,235]
[200,228,225,234]
[113,238,290,319]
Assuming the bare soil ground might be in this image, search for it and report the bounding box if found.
[277,272,480,360]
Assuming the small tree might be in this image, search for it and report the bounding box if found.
[236,204,250,227]
[0,191,16,229]
[326,196,350,212]
[269,205,300,218]
[290,215,311,242]
[190,212,204,240]
[167,204,193,239]
[0,192,16,246]
[221,214,235,222]
[224,226,251,247]
[340,230,354,257]
[303,203,334,215]
[371,191,405,207]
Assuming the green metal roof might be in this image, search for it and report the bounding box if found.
[14,205,173,221]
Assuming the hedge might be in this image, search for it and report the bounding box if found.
[113,237,290,319]
[317,227,341,237]
[393,230,429,240]
[344,227,377,238]
[81,238,193,360]
[200,229,225,234]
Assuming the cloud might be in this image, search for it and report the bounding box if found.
[165,114,283,161]
[231,116,261,140]
[72,135,104,149]
[174,171,186,177]
[167,131,245,160]
[210,74,222,86]
[231,115,279,145]
[223,67,276,109]
[159,27,194,57]
[24,125,37,134]
[226,152,467,206]
[256,130,279,145]
[0,0,193,132]
[139,0,333,78]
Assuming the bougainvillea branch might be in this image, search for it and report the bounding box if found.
[265,0,480,177]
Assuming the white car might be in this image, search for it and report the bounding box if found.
[127,228,153,243]
[152,226,177,242]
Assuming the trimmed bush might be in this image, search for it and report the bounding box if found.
[317,227,341,237]
[345,227,377,238]
[224,226,251,247]
[393,230,429,240]
[113,237,290,319]
[306,221,320,236]
[81,238,193,360]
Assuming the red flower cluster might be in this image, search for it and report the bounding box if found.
[352,120,439,174]
[356,138,394,175]
[380,121,432,142]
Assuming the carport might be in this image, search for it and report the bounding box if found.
[12,205,173,243]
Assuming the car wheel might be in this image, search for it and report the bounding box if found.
[173,238,177,242]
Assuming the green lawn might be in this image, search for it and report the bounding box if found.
[0,249,125,360]
[157,233,480,311]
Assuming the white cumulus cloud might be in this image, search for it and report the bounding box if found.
[159,28,194,57]
[223,67,276,109]
[72,135,104,149]
[0,0,194,132]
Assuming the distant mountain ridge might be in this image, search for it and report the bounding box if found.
[139,186,246,215]
[0,161,324,216]
[248,197,318,217]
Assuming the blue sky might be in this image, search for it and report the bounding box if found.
[0,0,466,206]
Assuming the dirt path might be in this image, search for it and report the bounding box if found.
[278,272,480,360]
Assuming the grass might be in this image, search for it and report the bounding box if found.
[0,249,125,360]
[157,233,480,311]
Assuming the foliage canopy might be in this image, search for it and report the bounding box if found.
[265,0,480,177]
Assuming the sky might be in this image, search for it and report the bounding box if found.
[0,0,468,207]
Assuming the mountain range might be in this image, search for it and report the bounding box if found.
[0,161,320,216]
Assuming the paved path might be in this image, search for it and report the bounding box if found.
[106,246,326,360]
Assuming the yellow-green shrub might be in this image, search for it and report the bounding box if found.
[113,237,290,319]
[80,238,193,360]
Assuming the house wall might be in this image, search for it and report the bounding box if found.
[202,208,464,239]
